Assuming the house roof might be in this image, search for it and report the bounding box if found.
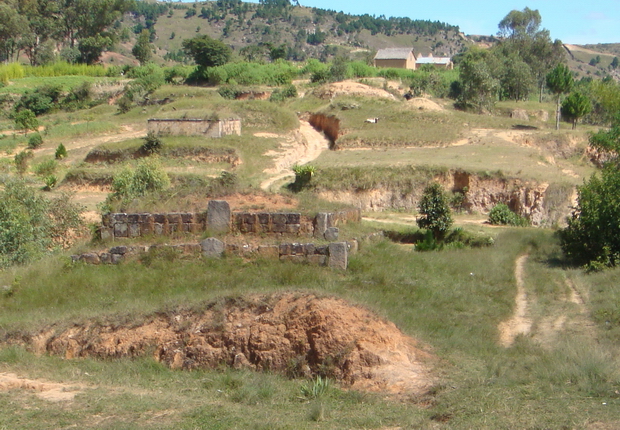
[374,48,415,60]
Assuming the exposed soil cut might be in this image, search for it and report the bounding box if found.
[22,293,435,396]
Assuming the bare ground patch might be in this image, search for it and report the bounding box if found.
[0,372,84,402]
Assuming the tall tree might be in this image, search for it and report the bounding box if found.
[457,47,501,112]
[182,35,232,68]
[0,3,29,62]
[546,64,573,130]
[498,7,541,38]
[132,29,153,65]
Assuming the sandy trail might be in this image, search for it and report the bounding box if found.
[498,254,532,347]
[260,120,330,191]
[0,372,84,402]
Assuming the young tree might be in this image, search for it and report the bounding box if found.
[182,35,232,68]
[132,29,153,65]
[546,64,573,130]
[561,92,592,129]
[14,109,38,135]
[417,183,453,241]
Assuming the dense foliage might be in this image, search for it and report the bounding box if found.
[488,203,529,227]
[0,180,83,267]
[416,183,453,240]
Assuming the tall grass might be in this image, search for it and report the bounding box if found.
[0,63,25,83]
[23,62,108,78]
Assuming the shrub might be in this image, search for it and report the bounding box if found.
[43,175,57,191]
[14,150,33,175]
[14,109,38,135]
[27,133,43,149]
[111,158,170,201]
[417,182,453,241]
[488,203,529,227]
[269,84,297,102]
[33,158,57,177]
[55,143,67,160]
[290,164,315,192]
[218,85,241,100]
[140,131,163,155]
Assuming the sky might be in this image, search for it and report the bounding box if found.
[292,0,620,45]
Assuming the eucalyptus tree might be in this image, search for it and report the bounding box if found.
[546,64,573,129]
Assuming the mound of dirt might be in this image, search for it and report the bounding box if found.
[405,98,444,112]
[313,81,397,100]
[27,293,434,395]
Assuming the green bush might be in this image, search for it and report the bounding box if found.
[290,164,315,192]
[488,203,529,226]
[33,158,57,177]
[14,150,33,175]
[27,133,43,149]
[55,143,67,160]
[140,132,163,155]
[218,85,242,100]
[43,175,57,191]
[269,84,297,102]
[417,182,453,240]
[110,158,170,201]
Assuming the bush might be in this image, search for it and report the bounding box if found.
[14,150,33,175]
[488,203,529,227]
[55,143,67,160]
[110,158,170,201]
[140,131,163,155]
[218,85,242,100]
[27,133,43,149]
[269,84,297,102]
[33,159,57,177]
[290,164,315,192]
[417,182,453,241]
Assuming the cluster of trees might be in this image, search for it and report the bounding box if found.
[0,0,135,65]
[455,8,565,111]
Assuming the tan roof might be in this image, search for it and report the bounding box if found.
[374,48,415,60]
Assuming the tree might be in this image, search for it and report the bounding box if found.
[561,92,592,129]
[78,34,112,65]
[182,35,232,68]
[417,183,453,241]
[560,166,620,269]
[546,64,573,130]
[501,55,534,101]
[611,57,619,70]
[498,7,542,38]
[132,29,153,65]
[457,47,501,112]
[14,109,38,135]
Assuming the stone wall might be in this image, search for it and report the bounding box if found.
[100,204,361,241]
[147,118,241,138]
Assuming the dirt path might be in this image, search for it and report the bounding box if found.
[498,254,532,347]
[260,120,330,191]
[0,372,84,402]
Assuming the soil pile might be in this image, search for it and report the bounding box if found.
[28,293,434,395]
[313,81,397,100]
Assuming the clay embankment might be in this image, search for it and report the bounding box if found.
[19,294,434,396]
[318,171,573,226]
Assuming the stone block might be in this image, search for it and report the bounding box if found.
[292,243,304,255]
[167,213,181,224]
[314,213,329,238]
[113,213,128,223]
[272,213,287,224]
[111,254,123,264]
[201,237,225,258]
[324,227,339,241]
[100,227,114,241]
[79,253,100,265]
[109,246,128,255]
[153,214,166,224]
[128,214,140,223]
[101,213,113,227]
[287,213,301,224]
[70,255,79,263]
[315,245,328,255]
[181,213,195,223]
[128,223,141,238]
[272,223,287,233]
[182,223,191,232]
[286,224,301,234]
[257,213,270,225]
[114,223,128,238]
[99,253,112,264]
[328,242,348,270]
[307,254,327,266]
[139,213,152,223]
[303,243,316,255]
[258,245,279,258]
[279,243,293,255]
[207,200,231,234]
[154,223,163,235]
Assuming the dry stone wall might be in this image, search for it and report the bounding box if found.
[147,118,241,137]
